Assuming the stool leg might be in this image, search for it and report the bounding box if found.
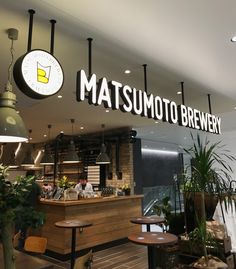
[147,224,151,232]
[71,228,76,269]
[147,246,156,269]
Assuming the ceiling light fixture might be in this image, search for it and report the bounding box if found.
[57,95,62,98]
[0,28,28,143]
[177,91,182,95]
[124,70,131,74]
[63,119,80,163]
[96,124,110,164]
[231,36,236,42]
[105,109,109,113]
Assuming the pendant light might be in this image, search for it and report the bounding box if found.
[96,124,110,164]
[0,28,28,143]
[40,124,54,165]
[5,150,19,169]
[62,119,80,163]
[21,129,34,167]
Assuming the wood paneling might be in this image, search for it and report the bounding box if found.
[39,196,143,255]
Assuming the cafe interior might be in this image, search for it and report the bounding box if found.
[1,1,236,269]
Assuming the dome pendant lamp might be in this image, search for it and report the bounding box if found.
[96,124,110,165]
[40,124,54,165]
[63,119,80,164]
[0,28,28,143]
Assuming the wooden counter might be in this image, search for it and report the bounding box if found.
[39,195,143,255]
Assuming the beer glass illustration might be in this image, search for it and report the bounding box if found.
[37,62,51,84]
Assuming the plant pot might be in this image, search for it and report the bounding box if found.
[190,255,228,268]
[124,189,131,196]
[184,192,218,232]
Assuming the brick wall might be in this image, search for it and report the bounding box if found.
[106,142,134,193]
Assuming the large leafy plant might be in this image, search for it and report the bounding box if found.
[183,134,235,265]
[0,165,44,269]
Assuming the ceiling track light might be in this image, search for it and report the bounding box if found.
[0,28,28,143]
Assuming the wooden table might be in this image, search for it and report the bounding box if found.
[55,219,92,269]
[0,245,53,269]
[130,216,165,232]
[128,232,177,269]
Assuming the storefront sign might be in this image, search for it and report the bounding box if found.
[13,49,64,99]
[76,69,221,134]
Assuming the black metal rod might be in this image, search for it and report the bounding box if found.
[208,93,212,114]
[180,81,185,105]
[87,38,93,77]
[50,19,56,55]
[143,64,147,93]
[27,9,35,52]
[71,228,76,269]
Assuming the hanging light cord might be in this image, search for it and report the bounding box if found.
[6,39,14,92]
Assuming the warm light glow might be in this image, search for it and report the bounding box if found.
[142,148,179,156]
[15,142,22,157]
[34,150,42,164]
[0,136,28,143]
[124,70,131,74]
[177,91,182,95]
[58,95,62,98]
[80,126,84,130]
[155,121,158,124]
[44,134,47,137]
[105,109,109,113]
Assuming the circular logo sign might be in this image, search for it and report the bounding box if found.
[13,49,64,99]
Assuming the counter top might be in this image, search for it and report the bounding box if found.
[40,195,143,206]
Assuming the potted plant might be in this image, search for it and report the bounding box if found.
[153,196,185,235]
[182,133,235,267]
[122,183,131,195]
[0,165,44,269]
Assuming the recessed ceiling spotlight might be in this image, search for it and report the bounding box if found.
[80,126,84,130]
[177,91,182,95]
[16,110,20,114]
[58,95,62,98]
[231,36,236,42]
[29,137,32,140]
[60,131,64,134]
[124,70,131,74]
[155,121,158,124]
[105,109,109,113]
[43,134,47,137]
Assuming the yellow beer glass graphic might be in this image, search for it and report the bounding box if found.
[37,62,51,84]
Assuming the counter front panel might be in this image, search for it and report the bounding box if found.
[39,195,143,255]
